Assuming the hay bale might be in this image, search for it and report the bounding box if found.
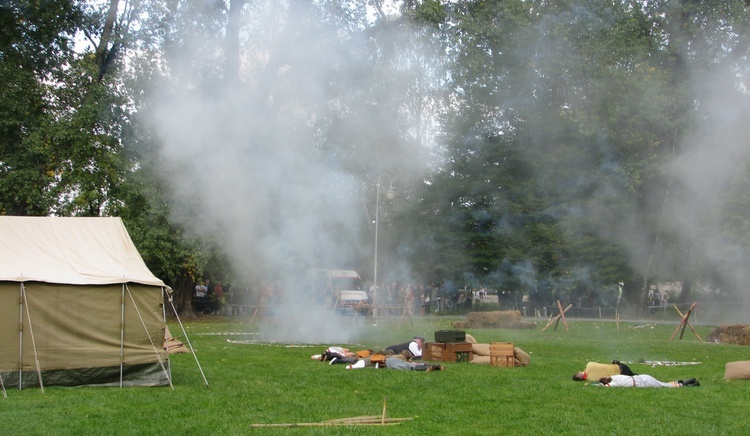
[725,361,750,380]
[707,324,750,345]
[452,321,470,329]
[466,310,521,328]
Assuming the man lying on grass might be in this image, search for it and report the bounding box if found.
[598,374,700,388]
[573,360,635,382]
[344,350,444,371]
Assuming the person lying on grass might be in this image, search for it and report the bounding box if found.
[384,350,444,372]
[345,350,444,371]
[384,336,425,359]
[573,360,635,382]
[597,374,700,388]
[310,346,358,365]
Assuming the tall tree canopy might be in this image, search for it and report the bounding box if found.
[2,0,750,316]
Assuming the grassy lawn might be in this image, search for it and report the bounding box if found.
[3,315,750,435]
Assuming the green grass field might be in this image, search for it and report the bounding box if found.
[3,316,750,435]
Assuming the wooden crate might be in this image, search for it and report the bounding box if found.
[423,342,473,363]
[490,342,515,367]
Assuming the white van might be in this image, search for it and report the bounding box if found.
[304,269,368,309]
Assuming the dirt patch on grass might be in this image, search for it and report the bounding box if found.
[706,324,750,345]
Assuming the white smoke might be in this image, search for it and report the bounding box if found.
[146,2,429,342]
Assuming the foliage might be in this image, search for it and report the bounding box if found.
[0,0,83,215]
[2,0,750,317]
[395,0,750,312]
[2,317,749,434]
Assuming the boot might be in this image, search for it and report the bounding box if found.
[684,378,700,387]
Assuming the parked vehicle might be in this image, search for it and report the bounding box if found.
[304,269,368,312]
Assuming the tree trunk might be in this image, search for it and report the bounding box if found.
[225,0,248,85]
[95,0,121,80]
[678,278,693,304]
[167,277,199,320]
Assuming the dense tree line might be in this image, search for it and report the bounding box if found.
[2,0,749,315]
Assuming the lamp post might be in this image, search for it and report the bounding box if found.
[374,174,395,291]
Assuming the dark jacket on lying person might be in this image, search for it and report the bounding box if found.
[384,337,424,359]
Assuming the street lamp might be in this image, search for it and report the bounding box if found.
[374,173,395,290]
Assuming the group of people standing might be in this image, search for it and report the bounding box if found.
[193,279,224,314]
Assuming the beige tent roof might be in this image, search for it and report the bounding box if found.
[0,216,166,287]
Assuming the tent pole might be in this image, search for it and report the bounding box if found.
[167,294,209,386]
[20,284,45,394]
[120,284,125,388]
[18,283,23,390]
[125,285,173,389]
[161,288,171,377]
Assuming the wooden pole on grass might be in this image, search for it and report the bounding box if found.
[556,300,570,332]
[248,306,259,324]
[382,396,387,424]
[669,302,701,341]
[541,302,572,332]
[249,396,415,428]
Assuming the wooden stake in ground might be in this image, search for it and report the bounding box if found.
[669,302,701,341]
[397,304,414,327]
[541,302,572,332]
[248,306,259,324]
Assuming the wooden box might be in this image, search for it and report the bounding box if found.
[424,342,473,363]
[490,342,515,367]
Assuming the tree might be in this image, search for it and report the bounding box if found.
[0,0,83,215]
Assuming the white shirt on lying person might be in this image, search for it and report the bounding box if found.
[601,374,677,388]
[408,341,422,358]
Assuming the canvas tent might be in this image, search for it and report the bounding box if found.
[0,216,172,389]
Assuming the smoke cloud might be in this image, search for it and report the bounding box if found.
[146,3,749,330]
[146,2,429,342]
